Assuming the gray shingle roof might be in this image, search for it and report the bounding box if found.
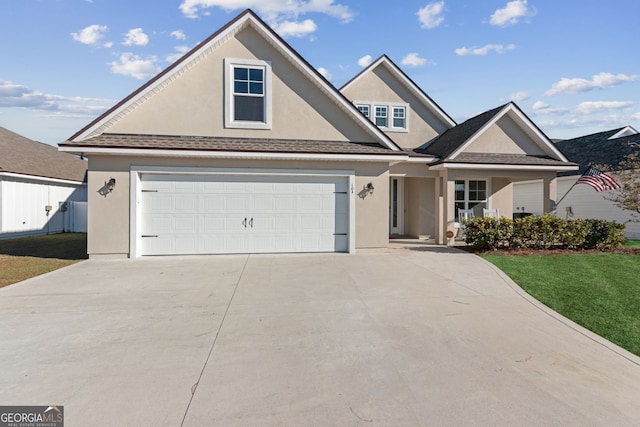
[555,127,640,176]
[59,133,404,156]
[439,153,575,167]
[0,127,87,182]
[415,104,506,158]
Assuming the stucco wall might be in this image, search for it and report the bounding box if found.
[467,115,547,155]
[104,26,376,144]
[404,177,436,238]
[86,155,390,257]
[341,64,449,150]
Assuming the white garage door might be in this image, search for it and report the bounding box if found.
[140,174,349,255]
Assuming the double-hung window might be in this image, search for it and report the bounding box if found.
[392,106,406,129]
[225,58,272,129]
[354,101,408,132]
[374,106,388,127]
[455,179,488,221]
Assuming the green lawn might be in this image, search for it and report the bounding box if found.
[0,233,87,288]
[625,240,640,248]
[482,252,640,356]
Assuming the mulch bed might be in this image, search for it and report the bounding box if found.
[461,246,640,256]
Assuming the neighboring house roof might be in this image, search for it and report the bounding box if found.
[555,127,640,176]
[61,9,401,154]
[0,127,87,183]
[71,133,404,157]
[340,54,457,130]
[416,102,576,169]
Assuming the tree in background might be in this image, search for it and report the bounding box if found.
[602,142,640,222]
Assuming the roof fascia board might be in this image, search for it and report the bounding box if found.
[341,55,456,129]
[429,163,579,171]
[609,126,639,139]
[252,25,400,152]
[71,12,253,142]
[508,105,570,161]
[59,146,408,162]
[0,171,85,185]
[448,105,508,160]
[448,103,570,162]
[70,10,401,152]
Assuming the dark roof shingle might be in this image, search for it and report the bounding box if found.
[555,128,640,176]
[59,133,404,156]
[415,104,506,158]
[0,127,87,182]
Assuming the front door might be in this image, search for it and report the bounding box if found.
[389,177,404,235]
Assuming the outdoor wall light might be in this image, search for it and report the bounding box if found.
[107,177,116,193]
[365,182,375,194]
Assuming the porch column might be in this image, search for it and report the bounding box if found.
[435,175,444,244]
[542,175,557,214]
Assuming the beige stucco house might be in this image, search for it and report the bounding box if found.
[60,9,577,258]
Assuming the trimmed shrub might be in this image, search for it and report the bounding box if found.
[464,214,625,251]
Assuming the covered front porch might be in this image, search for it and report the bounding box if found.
[388,166,567,245]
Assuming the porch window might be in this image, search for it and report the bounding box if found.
[455,179,487,221]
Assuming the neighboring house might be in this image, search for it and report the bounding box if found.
[59,9,576,258]
[0,127,88,239]
[514,126,640,239]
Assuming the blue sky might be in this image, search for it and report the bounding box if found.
[1,0,639,145]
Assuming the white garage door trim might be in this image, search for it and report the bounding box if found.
[129,167,355,257]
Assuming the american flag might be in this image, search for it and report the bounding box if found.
[576,166,621,192]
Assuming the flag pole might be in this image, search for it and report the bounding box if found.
[555,181,578,209]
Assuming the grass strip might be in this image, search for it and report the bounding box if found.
[482,252,640,356]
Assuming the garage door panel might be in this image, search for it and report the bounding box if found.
[140,174,349,255]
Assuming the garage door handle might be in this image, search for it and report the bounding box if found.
[242,218,247,228]
[249,218,254,228]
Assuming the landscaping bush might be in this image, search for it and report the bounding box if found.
[463,214,625,251]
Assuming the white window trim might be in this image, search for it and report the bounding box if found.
[353,101,409,133]
[224,58,272,130]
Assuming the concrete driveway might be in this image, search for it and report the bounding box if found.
[1,242,639,426]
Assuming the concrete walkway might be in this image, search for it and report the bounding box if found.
[1,243,639,426]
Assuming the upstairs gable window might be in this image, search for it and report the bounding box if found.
[225,58,272,129]
[375,106,388,127]
[355,101,408,132]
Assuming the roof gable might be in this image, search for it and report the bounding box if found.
[341,55,456,130]
[419,103,569,162]
[0,127,86,182]
[66,9,400,152]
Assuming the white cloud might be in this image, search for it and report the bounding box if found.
[401,53,429,67]
[530,100,568,115]
[489,0,535,27]
[71,24,108,46]
[171,30,186,40]
[546,72,639,96]
[179,0,354,23]
[165,45,191,63]
[357,55,372,67]
[273,19,317,37]
[0,78,113,115]
[122,28,149,46]
[633,112,640,121]
[508,91,529,102]
[417,1,445,29]
[576,101,634,115]
[109,53,161,80]
[317,67,331,80]
[455,43,515,56]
